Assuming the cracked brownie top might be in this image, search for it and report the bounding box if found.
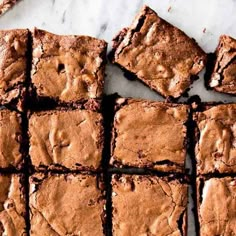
[31,28,107,104]
[209,35,236,94]
[111,5,206,99]
[194,104,236,174]
[110,98,189,172]
[112,175,188,236]
[0,29,28,110]
[29,173,105,236]
[28,109,104,171]
[0,109,23,169]
[197,177,236,236]
[0,174,26,236]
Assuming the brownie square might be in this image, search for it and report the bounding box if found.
[110,98,189,172]
[28,108,104,171]
[0,109,24,170]
[31,28,107,104]
[0,173,27,235]
[194,104,236,174]
[29,173,105,236]
[197,177,236,236]
[112,175,188,236]
[111,5,206,99]
[0,29,28,111]
[208,35,236,94]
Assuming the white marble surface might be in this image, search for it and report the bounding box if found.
[1,0,236,235]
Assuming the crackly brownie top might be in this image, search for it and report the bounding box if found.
[194,104,236,174]
[209,35,236,94]
[0,0,19,16]
[111,98,189,172]
[198,177,236,236]
[31,28,107,103]
[29,173,105,236]
[0,110,23,169]
[0,29,28,104]
[0,174,26,236]
[112,175,187,236]
[29,109,104,170]
[112,5,206,98]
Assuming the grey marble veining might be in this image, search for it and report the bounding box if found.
[0,0,236,235]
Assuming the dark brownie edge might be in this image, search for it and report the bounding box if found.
[27,98,102,112]
[204,53,217,90]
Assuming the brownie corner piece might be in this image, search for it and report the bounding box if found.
[208,35,236,94]
[0,29,29,111]
[31,28,107,105]
[110,98,189,172]
[112,174,188,235]
[0,109,24,170]
[28,108,104,171]
[194,103,236,175]
[29,173,105,236]
[111,5,206,99]
[0,173,27,235]
[197,176,236,236]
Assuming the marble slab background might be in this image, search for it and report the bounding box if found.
[0,0,236,235]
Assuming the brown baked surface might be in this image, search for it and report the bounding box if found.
[110,98,189,172]
[197,177,236,236]
[29,109,104,171]
[209,35,236,94]
[0,0,19,16]
[31,28,107,103]
[29,173,105,236]
[0,109,23,169]
[194,104,236,174]
[0,29,28,110]
[111,5,206,98]
[0,174,26,236]
[112,175,188,236]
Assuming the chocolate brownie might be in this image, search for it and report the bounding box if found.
[29,173,105,236]
[28,109,104,171]
[208,35,236,94]
[0,29,28,111]
[110,98,189,172]
[112,175,188,236]
[111,5,206,99]
[0,174,27,236]
[197,177,236,236]
[0,109,23,169]
[194,104,236,174]
[31,28,107,104]
[0,0,19,16]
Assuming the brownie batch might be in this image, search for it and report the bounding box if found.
[0,5,235,236]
